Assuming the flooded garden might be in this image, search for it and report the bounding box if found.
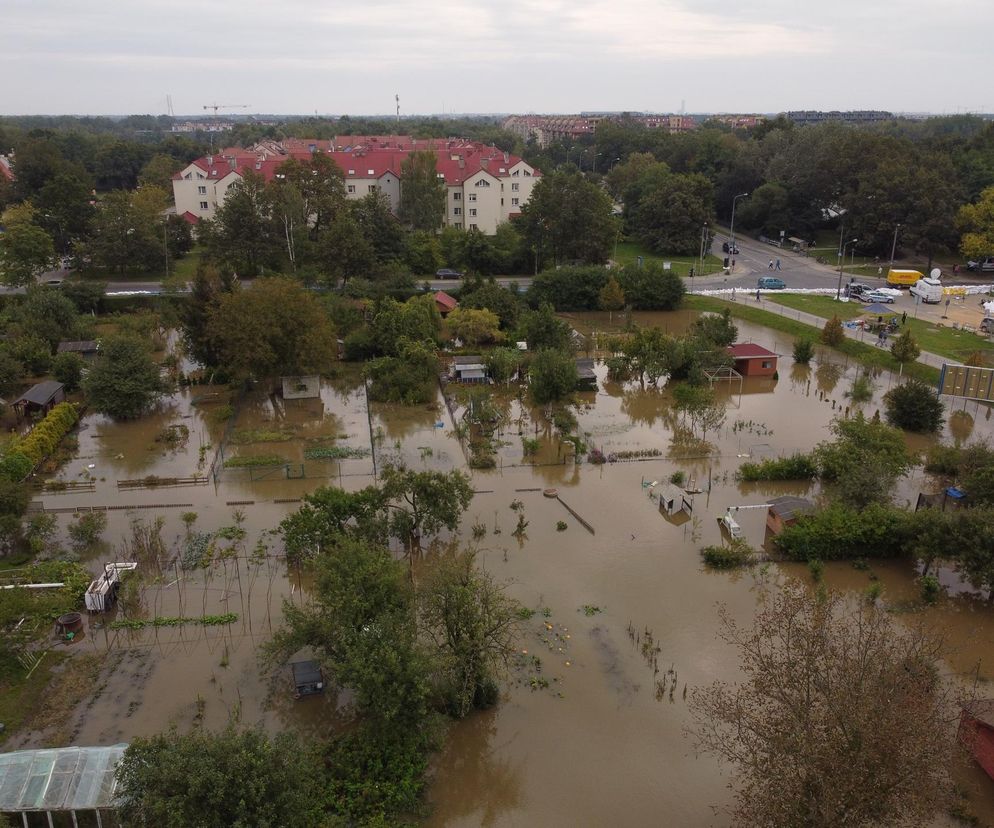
[9,309,994,826]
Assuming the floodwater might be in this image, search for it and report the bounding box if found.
[14,312,994,825]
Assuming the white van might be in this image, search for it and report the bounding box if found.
[910,277,943,304]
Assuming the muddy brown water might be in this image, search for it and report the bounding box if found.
[13,312,994,825]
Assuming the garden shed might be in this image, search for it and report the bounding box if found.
[766,496,815,535]
[727,344,778,378]
[0,744,126,827]
[12,381,65,417]
[451,356,487,384]
[575,359,598,390]
[434,291,458,317]
[281,376,321,400]
[959,700,994,781]
[57,341,99,358]
[291,660,325,699]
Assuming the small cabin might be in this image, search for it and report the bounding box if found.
[766,495,815,535]
[434,291,458,317]
[451,355,487,384]
[959,700,994,781]
[281,375,321,400]
[57,340,99,359]
[12,381,65,417]
[575,358,598,390]
[727,343,778,378]
[291,660,325,699]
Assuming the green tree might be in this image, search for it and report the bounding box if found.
[398,150,446,231]
[0,204,54,287]
[616,262,685,310]
[0,349,24,396]
[316,211,376,286]
[180,262,237,367]
[115,727,328,828]
[85,188,167,274]
[792,338,815,364]
[365,338,438,404]
[821,315,845,346]
[690,307,738,347]
[890,328,921,370]
[83,335,166,419]
[486,347,522,384]
[206,170,280,276]
[138,153,183,189]
[674,384,727,442]
[518,170,616,267]
[517,303,573,351]
[380,465,474,548]
[369,295,442,356]
[814,415,913,507]
[446,307,503,346]
[280,485,388,564]
[51,352,84,392]
[958,185,994,260]
[598,276,626,314]
[460,278,523,328]
[529,348,578,405]
[624,167,715,255]
[419,549,520,717]
[207,277,337,377]
[6,285,81,349]
[734,181,791,236]
[883,380,945,432]
[35,172,94,255]
[691,586,958,828]
[404,230,443,275]
[352,191,405,263]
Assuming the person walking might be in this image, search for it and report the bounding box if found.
[756,288,761,301]
[775,258,781,271]
[901,311,907,325]
[768,259,774,270]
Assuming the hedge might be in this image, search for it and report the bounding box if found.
[774,502,915,561]
[737,453,817,482]
[0,403,79,481]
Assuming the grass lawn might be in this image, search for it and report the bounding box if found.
[0,651,67,747]
[78,245,203,285]
[765,294,994,366]
[686,295,940,383]
[614,239,723,278]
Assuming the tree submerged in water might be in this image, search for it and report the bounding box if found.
[689,585,962,828]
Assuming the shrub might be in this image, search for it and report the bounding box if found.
[775,502,914,561]
[883,380,945,433]
[669,470,686,486]
[0,451,33,483]
[792,338,815,364]
[68,511,108,554]
[846,374,874,403]
[702,539,754,569]
[918,574,942,604]
[10,403,79,468]
[737,453,817,481]
[820,315,845,346]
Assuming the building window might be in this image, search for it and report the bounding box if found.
[368,185,377,193]
[512,169,519,176]
[198,186,207,195]
[367,169,375,175]
[511,183,519,191]
[347,185,356,193]
[454,222,462,229]
[453,207,461,216]
[199,201,209,210]
[348,169,355,175]
[469,208,477,217]
[475,179,490,187]
[762,361,772,369]
[511,197,519,206]
[470,223,478,230]
[468,193,476,202]
[453,192,461,200]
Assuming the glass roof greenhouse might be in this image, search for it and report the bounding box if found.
[0,745,126,817]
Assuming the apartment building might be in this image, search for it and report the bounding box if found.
[171,136,540,235]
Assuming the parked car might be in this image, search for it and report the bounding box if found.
[864,290,895,304]
[845,283,870,298]
[980,317,994,335]
[435,268,463,279]
[757,276,786,289]
[721,242,740,254]
[967,257,994,272]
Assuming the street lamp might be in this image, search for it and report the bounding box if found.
[593,152,603,172]
[888,223,902,272]
[836,238,858,300]
[729,192,748,253]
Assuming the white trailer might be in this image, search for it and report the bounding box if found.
[84,562,137,612]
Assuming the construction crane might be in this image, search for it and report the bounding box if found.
[202,103,251,151]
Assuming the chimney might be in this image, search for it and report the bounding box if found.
[206,155,213,166]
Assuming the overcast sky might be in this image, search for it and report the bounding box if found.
[2,0,991,116]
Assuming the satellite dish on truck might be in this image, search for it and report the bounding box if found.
[931,267,942,280]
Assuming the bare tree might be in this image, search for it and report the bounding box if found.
[689,586,963,828]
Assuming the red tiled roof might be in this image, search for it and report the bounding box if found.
[728,343,777,359]
[434,291,458,311]
[180,211,200,224]
[0,157,14,182]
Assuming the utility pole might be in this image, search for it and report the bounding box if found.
[889,223,901,271]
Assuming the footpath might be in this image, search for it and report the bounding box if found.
[716,294,951,372]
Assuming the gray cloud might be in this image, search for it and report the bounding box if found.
[0,0,990,114]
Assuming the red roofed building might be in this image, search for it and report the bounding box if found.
[727,343,778,377]
[0,154,14,183]
[434,291,458,316]
[171,136,541,234]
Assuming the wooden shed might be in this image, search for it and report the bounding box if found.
[291,660,325,699]
[434,291,458,317]
[766,495,814,535]
[959,699,994,781]
[56,340,99,359]
[727,343,778,378]
[12,381,65,417]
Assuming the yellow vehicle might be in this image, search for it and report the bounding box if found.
[886,269,924,287]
